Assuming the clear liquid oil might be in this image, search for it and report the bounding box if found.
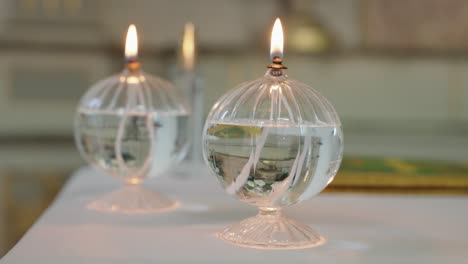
[204,121,343,207]
[76,110,189,181]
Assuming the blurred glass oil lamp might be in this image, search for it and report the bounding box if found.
[180,22,204,162]
[202,18,343,249]
[74,25,190,213]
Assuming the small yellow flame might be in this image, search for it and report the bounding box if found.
[270,18,284,60]
[182,22,196,71]
[125,24,138,59]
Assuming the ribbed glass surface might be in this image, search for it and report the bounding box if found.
[74,68,189,182]
[207,69,340,127]
[78,68,188,115]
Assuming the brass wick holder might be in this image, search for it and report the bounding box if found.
[125,58,141,72]
[268,56,287,76]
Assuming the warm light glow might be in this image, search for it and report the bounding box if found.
[126,76,139,84]
[270,18,284,60]
[125,24,138,59]
[119,75,144,84]
[182,22,196,71]
[127,178,142,185]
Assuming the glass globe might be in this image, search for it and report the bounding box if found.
[202,62,343,249]
[75,62,190,213]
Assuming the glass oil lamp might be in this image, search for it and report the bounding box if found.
[74,25,190,213]
[202,19,343,249]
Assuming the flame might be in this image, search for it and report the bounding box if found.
[125,24,138,59]
[270,18,284,60]
[182,22,195,71]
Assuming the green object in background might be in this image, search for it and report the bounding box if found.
[332,157,468,194]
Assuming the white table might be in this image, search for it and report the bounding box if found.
[1,164,467,263]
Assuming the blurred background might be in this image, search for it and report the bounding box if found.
[1,0,468,256]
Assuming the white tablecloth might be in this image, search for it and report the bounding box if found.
[1,163,467,263]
